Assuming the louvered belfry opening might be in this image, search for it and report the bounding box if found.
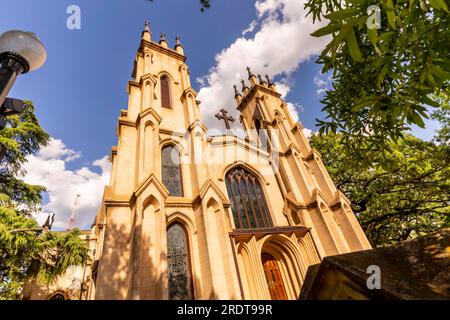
[160,76,171,108]
[225,167,273,230]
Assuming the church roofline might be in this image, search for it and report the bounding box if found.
[236,83,281,111]
[139,39,187,62]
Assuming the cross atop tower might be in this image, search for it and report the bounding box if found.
[142,19,152,41]
[215,108,235,130]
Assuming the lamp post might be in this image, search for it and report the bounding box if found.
[0,30,47,124]
[0,30,46,159]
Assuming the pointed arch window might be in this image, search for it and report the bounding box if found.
[225,167,272,230]
[167,223,193,300]
[162,145,183,197]
[161,75,172,108]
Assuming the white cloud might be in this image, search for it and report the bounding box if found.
[197,0,329,132]
[23,138,110,230]
[286,103,301,122]
[314,71,332,96]
[36,138,81,162]
[302,127,313,139]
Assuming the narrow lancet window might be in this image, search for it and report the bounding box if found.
[162,145,183,197]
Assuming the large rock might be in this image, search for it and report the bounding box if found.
[300,229,450,300]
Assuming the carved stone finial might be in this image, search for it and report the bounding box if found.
[246,66,255,79]
[142,19,152,41]
[175,35,182,46]
[265,74,273,85]
[241,79,248,90]
[160,32,167,42]
[258,74,266,85]
[233,84,241,97]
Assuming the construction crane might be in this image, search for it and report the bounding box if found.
[67,193,81,231]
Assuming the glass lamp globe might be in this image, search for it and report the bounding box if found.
[0,30,47,73]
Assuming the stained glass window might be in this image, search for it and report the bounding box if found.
[162,145,183,197]
[167,223,193,300]
[225,167,272,230]
[161,76,171,108]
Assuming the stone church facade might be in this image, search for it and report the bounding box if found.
[85,22,371,300]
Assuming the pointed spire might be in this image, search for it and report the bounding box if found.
[175,36,182,47]
[159,32,168,48]
[241,79,249,95]
[247,66,257,85]
[265,74,276,90]
[246,66,255,79]
[234,84,241,97]
[258,74,267,86]
[174,35,184,55]
[241,79,248,90]
[142,19,152,41]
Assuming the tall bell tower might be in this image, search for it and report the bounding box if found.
[92,21,241,300]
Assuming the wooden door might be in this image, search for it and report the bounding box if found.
[262,253,288,300]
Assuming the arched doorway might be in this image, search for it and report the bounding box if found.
[261,253,288,300]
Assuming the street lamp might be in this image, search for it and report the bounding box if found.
[0,30,46,159]
[0,30,47,106]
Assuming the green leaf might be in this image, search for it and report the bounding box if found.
[385,0,396,29]
[353,96,381,111]
[419,95,440,108]
[430,65,450,81]
[428,0,449,12]
[367,26,377,46]
[419,0,428,11]
[323,24,353,57]
[311,22,341,37]
[378,31,395,43]
[325,8,361,21]
[378,63,390,85]
[409,110,426,127]
[347,29,363,62]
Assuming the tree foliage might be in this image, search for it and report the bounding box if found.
[305,0,449,146]
[0,101,49,212]
[0,208,90,299]
[310,120,450,247]
[0,101,89,299]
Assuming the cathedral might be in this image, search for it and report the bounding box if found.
[61,21,371,300]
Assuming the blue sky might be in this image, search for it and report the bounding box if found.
[1,0,324,168]
[0,0,439,229]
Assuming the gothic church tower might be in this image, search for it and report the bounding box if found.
[90,22,371,300]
